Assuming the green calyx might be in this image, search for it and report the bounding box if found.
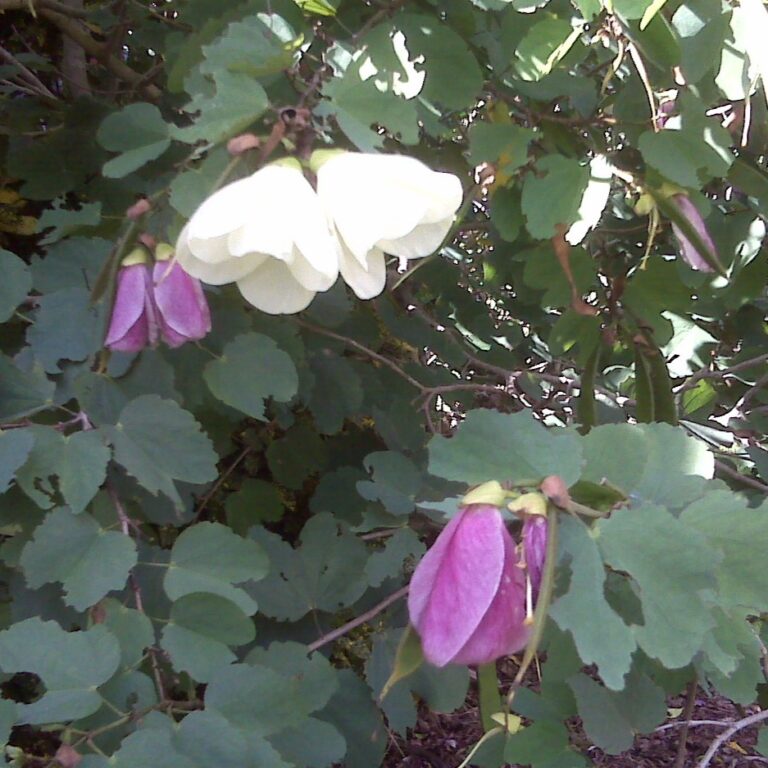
[270,157,303,171]
[308,148,347,173]
[461,480,506,508]
[154,243,174,262]
[508,492,547,518]
[121,246,150,267]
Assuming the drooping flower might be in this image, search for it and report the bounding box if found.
[522,514,548,605]
[669,194,716,273]
[104,248,158,352]
[313,151,463,299]
[152,244,211,348]
[408,504,528,667]
[175,161,339,314]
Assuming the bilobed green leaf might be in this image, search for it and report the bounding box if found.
[172,71,269,145]
[357,451,420,515]
[0,355,55,422]
[161,593,255,682]
[266,421,327,489]
[522,155,590,239]
[380,624,423,700]
[639,129,728,188]
[306,353,364,434]
[204,333,298,420]
[549,516,636,690]
[0,428,35,493]
[0,618,120,724]
[581,422,713,508]
[20,508,137,611]
[504,719,586,766]
[681,492,768,614]
[96,103,171,178]
[268,717,346,768]
[104,395,218,506]
[365,527,424,587]
[568,670,665,753]
[169,146,231,218]
[598,504,717,668]
[27,287,103,373]
[0,699,16,751]
[100,598,155,669]
[0,249,32,322]
[428,409,583,487]
[468,123,535,175]
[164,522,268,615]
[514,18,580,82]
[226,478,284,534]
[248,513,368,620]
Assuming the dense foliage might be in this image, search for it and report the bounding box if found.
[1,0,768,766]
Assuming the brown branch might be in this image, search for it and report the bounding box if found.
[0,0,88,15]
[679,353,768,392]
[38,7,162,101]
[674,678,698,768]
[0,42,59,101]
[714,459,768,494]
[59,0,90,97]
[306,585,409,653]
[695,708,768,768]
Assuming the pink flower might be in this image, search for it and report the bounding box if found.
[408,504,529,667]
[153,252,211,348]
[522,515,548,605]
[104,257,158,352]
[669,194,716,273]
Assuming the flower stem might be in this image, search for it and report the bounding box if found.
[477,662,502,732]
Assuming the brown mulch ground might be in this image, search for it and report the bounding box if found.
[383,682,764,768]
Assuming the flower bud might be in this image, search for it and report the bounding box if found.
[226,133,261,156]
[104,248,158,352]
[126,198,151,220]
[522,515,548,605]
[669,194,716,273]
[152,244,211,348]
[408,504,528,667]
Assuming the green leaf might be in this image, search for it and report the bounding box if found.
[172,71,269,145]
[639,129,731,188]
[268,717,346,767]
[397,14,483,110]
[598,504,717,668]
[58,431,111,514]
[248,513,368,620]
[226,478,284,534]
[161,593,256,682]
[96,103,171,178]
[468,123,535,175]
[27,287,103,373]
[317,669,387,768]
[504,719,586,766]
[20,508,137,611]
[567,670,665,753]
[0,429,35,493]
[681,492,768,614]
[104,395,218,507]
[357,451,420,515]
[100,598,155,669]
[204,333,298,420]
[165,522,268,615]
[0,699,17,751]
[549,517,637,690]
[380,624,424,701]
[169,146,231,218]
[428,409,583,487]
[580,423,713,508]
[364,527,424,587]
[266,421,327,489]
[306,354,364,434]
[0,618,120,724]
[514,18,580,82]
[0,249,32,322]
[522,155,590,239]
[0,355,55,422]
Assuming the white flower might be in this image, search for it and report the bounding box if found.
[314,151,463,299]
[175,162,339,314]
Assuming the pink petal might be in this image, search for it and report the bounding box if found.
[153,261,211,347]
[408,505,508,667]
[670,195,716,273]
[451,527,529,665]
[105,264,154,352]
[523,516,548,604]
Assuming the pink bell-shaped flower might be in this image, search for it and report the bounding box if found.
[104,248,158,352]
[152,244,211,348]
[408,504,529,667]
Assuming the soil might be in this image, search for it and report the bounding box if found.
[383,682,764,768]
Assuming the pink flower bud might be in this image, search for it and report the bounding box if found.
[408,504,529,667]
[227,133,261,156]
[522,515,548,604]
[153,246,211,348]
[126,198,151,220]
[669,194,716,273]
[104,253,158,352]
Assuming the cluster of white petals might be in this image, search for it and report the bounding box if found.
[175,152,463,314]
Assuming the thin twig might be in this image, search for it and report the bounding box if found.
[655,720,735,733]
[306,585,409,653]
[714,460,768,494]
[674,678,698,768]
[193,446,251,521]
[679,353,768,391]
[695,708,768,768]
[0,42,58,100]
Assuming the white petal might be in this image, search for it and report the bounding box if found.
[236,259,316,314]
[317,153,462,264]
[378,218,453,259]
[187,232,237,264]
[288,247,338,291]
[176,226,267,284]
[187,176,260,241]
[338,244,387,299]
